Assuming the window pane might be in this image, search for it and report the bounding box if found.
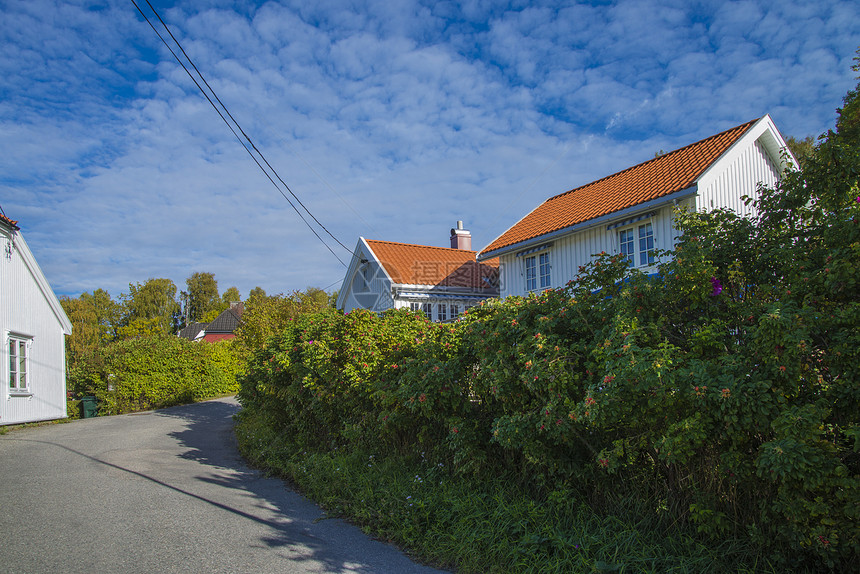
[539,253,551,289]
[620,229,634,267]
[9,340,16,389]
[20,343,27,386]
[638,223,654,266]
[525,256,536,291]
[439,304,447,321]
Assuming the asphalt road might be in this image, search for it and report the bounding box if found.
[0,397,448,574]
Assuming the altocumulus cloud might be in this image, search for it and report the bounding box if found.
[0,0,857,298]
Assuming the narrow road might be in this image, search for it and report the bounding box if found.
[0,397,447,574]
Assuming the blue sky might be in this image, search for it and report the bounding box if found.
[1,0,858,299]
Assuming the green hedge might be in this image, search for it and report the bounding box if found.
[238,71,860,570]
[69,336,243,415]
[239,202,858,571]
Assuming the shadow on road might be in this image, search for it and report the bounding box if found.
[155,398,438,574]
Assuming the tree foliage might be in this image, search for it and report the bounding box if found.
[184,271,220,324]
[233,287,334,355]
[117,278,180,338]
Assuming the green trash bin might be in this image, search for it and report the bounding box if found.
[80,396,98,419]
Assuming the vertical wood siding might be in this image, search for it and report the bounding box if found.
[2,229,68,425]
[499,207,676,298]
[698,139,780,217]
[497,133,782,299]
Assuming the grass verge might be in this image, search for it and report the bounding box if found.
[235,410,784,573]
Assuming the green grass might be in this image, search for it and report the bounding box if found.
[235,410,784,573]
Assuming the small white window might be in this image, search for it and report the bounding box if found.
[450,304,459,318]
[8,335,32,394]
[410,302,421,313]
[525,251,551,291]
[438,304,447,322]
[422,303,432,318]
[525,255,537,291]
[539,252,551,289]
[620,223,655,267]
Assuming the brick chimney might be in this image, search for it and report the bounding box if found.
[450,221,472,250]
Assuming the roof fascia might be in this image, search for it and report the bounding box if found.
[697,114,797,185]
[8,229,73,334]
[335,238,366,310]
[391,282,499,294]
[478,185,698,261]
[362,238,394,284]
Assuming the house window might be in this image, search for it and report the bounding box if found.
[638,222,655,266]
[620,223,655,267]
[438,304,447,322]
[525,252,551,291]
[539,252,551,289]
[525,256,536,291]
[450,304,459,318]
[422,303,432,318]
[410,302,421,313]
[8,335,31,394]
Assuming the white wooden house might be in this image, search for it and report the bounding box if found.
[1,213,72,425]
[337,223,499,321]
[478,115,796,298]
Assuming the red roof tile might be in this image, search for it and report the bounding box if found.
[366,240,499,289]
[481,118,758,255]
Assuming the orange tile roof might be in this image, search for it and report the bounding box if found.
[0,213,20,230]
[366,239,499,289]
[481,118,758,256]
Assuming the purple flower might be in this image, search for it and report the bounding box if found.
[710,277,723,296]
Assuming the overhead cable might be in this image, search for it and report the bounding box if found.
[130,0,350,266]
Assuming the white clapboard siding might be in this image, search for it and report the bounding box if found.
[490,115,793,299]
[2,224,72,425]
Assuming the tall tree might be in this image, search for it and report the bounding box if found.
[234,287,333,353]
[185,272,220,323]
[221,286,241,306]
[785,135,816,170]
[119,278,180,338]
[60,288,121,367]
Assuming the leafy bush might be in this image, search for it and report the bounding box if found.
[69,335,243,415]
[238,59,860,571]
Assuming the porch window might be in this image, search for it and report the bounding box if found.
[438,304,447,322]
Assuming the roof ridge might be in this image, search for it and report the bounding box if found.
[546,117,759,203]
[366,238,477,254]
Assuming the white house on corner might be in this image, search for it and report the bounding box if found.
[1,212,72,425]
[478,115,796,299]
[337,222,500,321]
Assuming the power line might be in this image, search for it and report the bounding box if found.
[130,0,351,266]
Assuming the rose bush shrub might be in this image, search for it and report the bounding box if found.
[239,63,859,570]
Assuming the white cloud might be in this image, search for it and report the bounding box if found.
[1,0,858,300]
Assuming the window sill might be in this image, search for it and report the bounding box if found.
[8,391,33,398]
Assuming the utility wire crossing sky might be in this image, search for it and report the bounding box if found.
[1,0,858,299]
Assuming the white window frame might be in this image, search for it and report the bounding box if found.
[8,333,32,395]
[422,302,432,319]
[619,222,655,268]
[524,250,551,292]
[438,303,447,322]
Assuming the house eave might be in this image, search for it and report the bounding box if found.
[478,185,698,261]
